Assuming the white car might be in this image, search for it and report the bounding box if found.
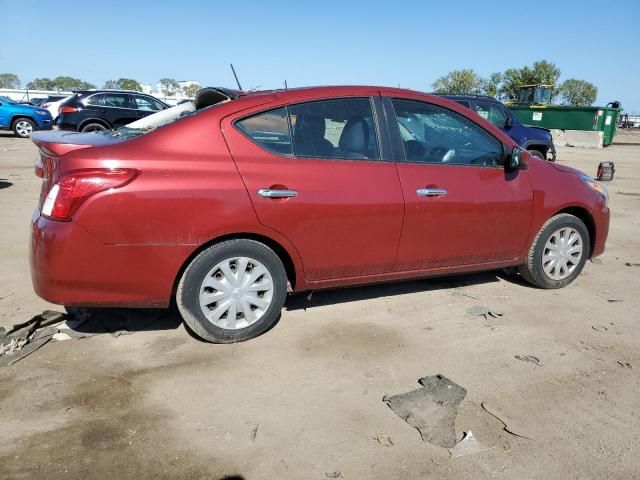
[42,95,72,122]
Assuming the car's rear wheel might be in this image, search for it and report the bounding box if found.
[81,122,108,133]
[519,213,590,289]
[528,149,546,160]
[12,118,35,138]
[177,239,288,343]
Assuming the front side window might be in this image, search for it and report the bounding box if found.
[473,102,506,127]
[391,98,503,167]
[236,107,293,155]
[133,95,163,111]
[289,98,379,160]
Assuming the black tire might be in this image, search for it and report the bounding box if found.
[176,239,288,343]
[81,122,108,133]
[528,149,546,160]
[12,117,35,138]
[519,213,590,289]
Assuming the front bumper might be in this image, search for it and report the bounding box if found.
[30,213,194,307]
[591,202,609,258]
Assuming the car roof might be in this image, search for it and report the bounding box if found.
[437,94,500,102]
[73,89,155,95]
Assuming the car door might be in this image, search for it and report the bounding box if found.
[384,96,533,271]
[101,92,136,127]
[222,95,404,282]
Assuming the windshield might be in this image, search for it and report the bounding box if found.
[0,96,16,105]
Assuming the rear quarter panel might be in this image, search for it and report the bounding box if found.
[60,105,306,283]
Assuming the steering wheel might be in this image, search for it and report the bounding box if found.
[424,146,456,163]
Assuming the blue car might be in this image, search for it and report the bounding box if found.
[439,94,556,161]
[0,96,53,138]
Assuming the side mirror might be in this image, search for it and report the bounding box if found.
[505,146,527,172]
[504,116,514,129]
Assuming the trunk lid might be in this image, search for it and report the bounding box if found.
[30,130,124,157]
[31,131,126,210]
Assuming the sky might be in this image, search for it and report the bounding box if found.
[1,0,639,112]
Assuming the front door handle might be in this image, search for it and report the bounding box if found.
[416,188,447,197]
[257,188,298,199]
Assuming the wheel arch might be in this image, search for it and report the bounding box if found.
[171,232,301,299]
[78,118,112,131]
[553,206,596,257]
[10,115,37,127]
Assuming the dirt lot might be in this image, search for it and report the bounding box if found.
[1,130,639,479]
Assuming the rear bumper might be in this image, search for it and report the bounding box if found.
[30,213,194,307]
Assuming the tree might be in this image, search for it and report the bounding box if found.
[103,79,118,89]
[481,72,503,98]
[117,78,142,91]
[26,78,55,90]
[557,79,597,106]
[182,84,201,98]
[0,73,20,89]
[432,69,484,95]
[159,78,179,97]
[50,76,95,91]
[28,76,94,91]
[500,60,561,100]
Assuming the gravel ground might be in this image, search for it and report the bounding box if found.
[0,129,639,479]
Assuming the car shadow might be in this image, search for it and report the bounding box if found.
[63,306,182,335]
[0,179,13,189]
[285,269,526,311]
[60,270,526,336]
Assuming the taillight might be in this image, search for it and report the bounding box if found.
[35,156,44,178]
[59,106,78,114]
[41,168,139,221]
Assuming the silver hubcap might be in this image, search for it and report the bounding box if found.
[16,121,33,136]
[542,227,583,280]
[199,257,274,330]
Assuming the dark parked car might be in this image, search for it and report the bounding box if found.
[57,90,169,132]
[439,95,556,161]
[30,86,609,343]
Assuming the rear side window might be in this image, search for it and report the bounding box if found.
[236,107,293,155]
[289,98,379,160]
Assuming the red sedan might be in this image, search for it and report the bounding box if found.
[30,86,610,343]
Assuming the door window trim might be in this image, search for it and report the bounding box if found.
[383,96,507,168]
[232,96,392,163]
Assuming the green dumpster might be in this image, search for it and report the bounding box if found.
[508,104,622,146]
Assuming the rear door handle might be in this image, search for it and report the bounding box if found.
[257,189,298,199]
[416,188,447,197]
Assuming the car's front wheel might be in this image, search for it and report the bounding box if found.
[177,239,288,343]
[519,213,590,288]
[12,118,35,138]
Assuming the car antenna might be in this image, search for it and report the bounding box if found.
[230,63,243,91]
[284,80,288,90]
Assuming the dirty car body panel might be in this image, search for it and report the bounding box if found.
[30,86,609,308]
